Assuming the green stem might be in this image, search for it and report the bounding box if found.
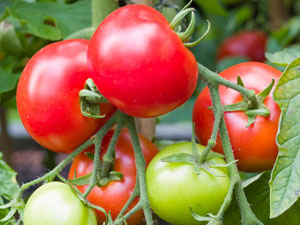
[91,0,119,27]
[197,63,258,108]
[124,114,154,225]
[208,84,263,225]
[100,119,123,178]
[197,83,222,164]
[17,139,93,200]
[115,176,140,222]
[83,111,119,198]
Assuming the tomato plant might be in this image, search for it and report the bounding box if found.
[17,39,115,153]
[68,128,159,225]
[193,62,281,172]
[24,182,97,225]
[88,4,198,118]
[217,31,267,62]
[146,142,230,225]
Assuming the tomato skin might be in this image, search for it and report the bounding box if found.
[193,62,281,172]
[68,128,159,225]
[88,5,198,118]
[17,39,115,153]
[24,182,97,225]
[217,31,267,62]
[146,142,230,225]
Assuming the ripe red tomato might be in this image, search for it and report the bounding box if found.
[17,39,115,153]
[88,5,198,118]
[217,31,267,62]
[68,128,159,225]
[193,62,281,172]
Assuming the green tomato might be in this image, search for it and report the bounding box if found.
[146,142,230,225]
[24,182,97,225]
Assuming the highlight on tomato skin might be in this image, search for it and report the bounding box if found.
[87,4,198,118]
[16,39,115,154]
[217,30,267,62]
[193,62,281,172]
[68,128,159,225]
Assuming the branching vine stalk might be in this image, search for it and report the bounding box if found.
[197,63,264,225]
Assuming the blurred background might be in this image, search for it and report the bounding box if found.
[0,0,299,208]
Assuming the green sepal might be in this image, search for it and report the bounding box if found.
[160,153,196,165]
[79,78,109,119]
[69,173,92,186]
[223,101,248,112]
[97,171,123,187]
[257,79,275,102]
[84,152,95,161]
[176,11,195,42]
[184,20,210,48]
[169,1,193,29]
[190,207,221,224]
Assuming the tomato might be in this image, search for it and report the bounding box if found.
[146,142,230,225]
[193,62,281,172]
[217,31,267,62]
[17,39,115,153]
[88,5,198,118]
[68,128,159,225]
[24,182,97,225]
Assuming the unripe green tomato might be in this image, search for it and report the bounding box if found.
[24,182,97,225]
[146,142,230,225]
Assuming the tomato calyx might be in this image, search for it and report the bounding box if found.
[223,77,275,127]
[160,137,230,176]
[190,208,222,225]
[70,151,123,187]
[170,2,211,47]
[70,166,123,187]
[79,78,109,119]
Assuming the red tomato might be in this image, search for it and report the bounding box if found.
[68,128,159,225]
[17,39,115,153]
[88,5,198,118]
[193,62,281,172]
[217,31,267,62]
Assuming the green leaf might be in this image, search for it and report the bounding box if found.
[0,68,20,105]
[69,173,92,186]
[5,1,91,41]
[224,172,300,225]
[266,45,300,67]
[194,0,227,16]
[270,57,300,218]
[0,152,19,201]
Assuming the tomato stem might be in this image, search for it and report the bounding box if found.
[124,114,154,225]
[197,83,222,164]
[115,176,140,223]
[91,0,118,28]
[100,120,124,179]
[83,111,120,198]
[201,79,263,225]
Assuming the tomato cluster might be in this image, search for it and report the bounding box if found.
[16,3,281,225]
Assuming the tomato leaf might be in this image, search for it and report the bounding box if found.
[0,68,20,105]
[0,152,19,199]
[266,45,300,67]
[224,172,300,224]
[4,1,91,40]
[270,57,300,218]
[194,0,227,16]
